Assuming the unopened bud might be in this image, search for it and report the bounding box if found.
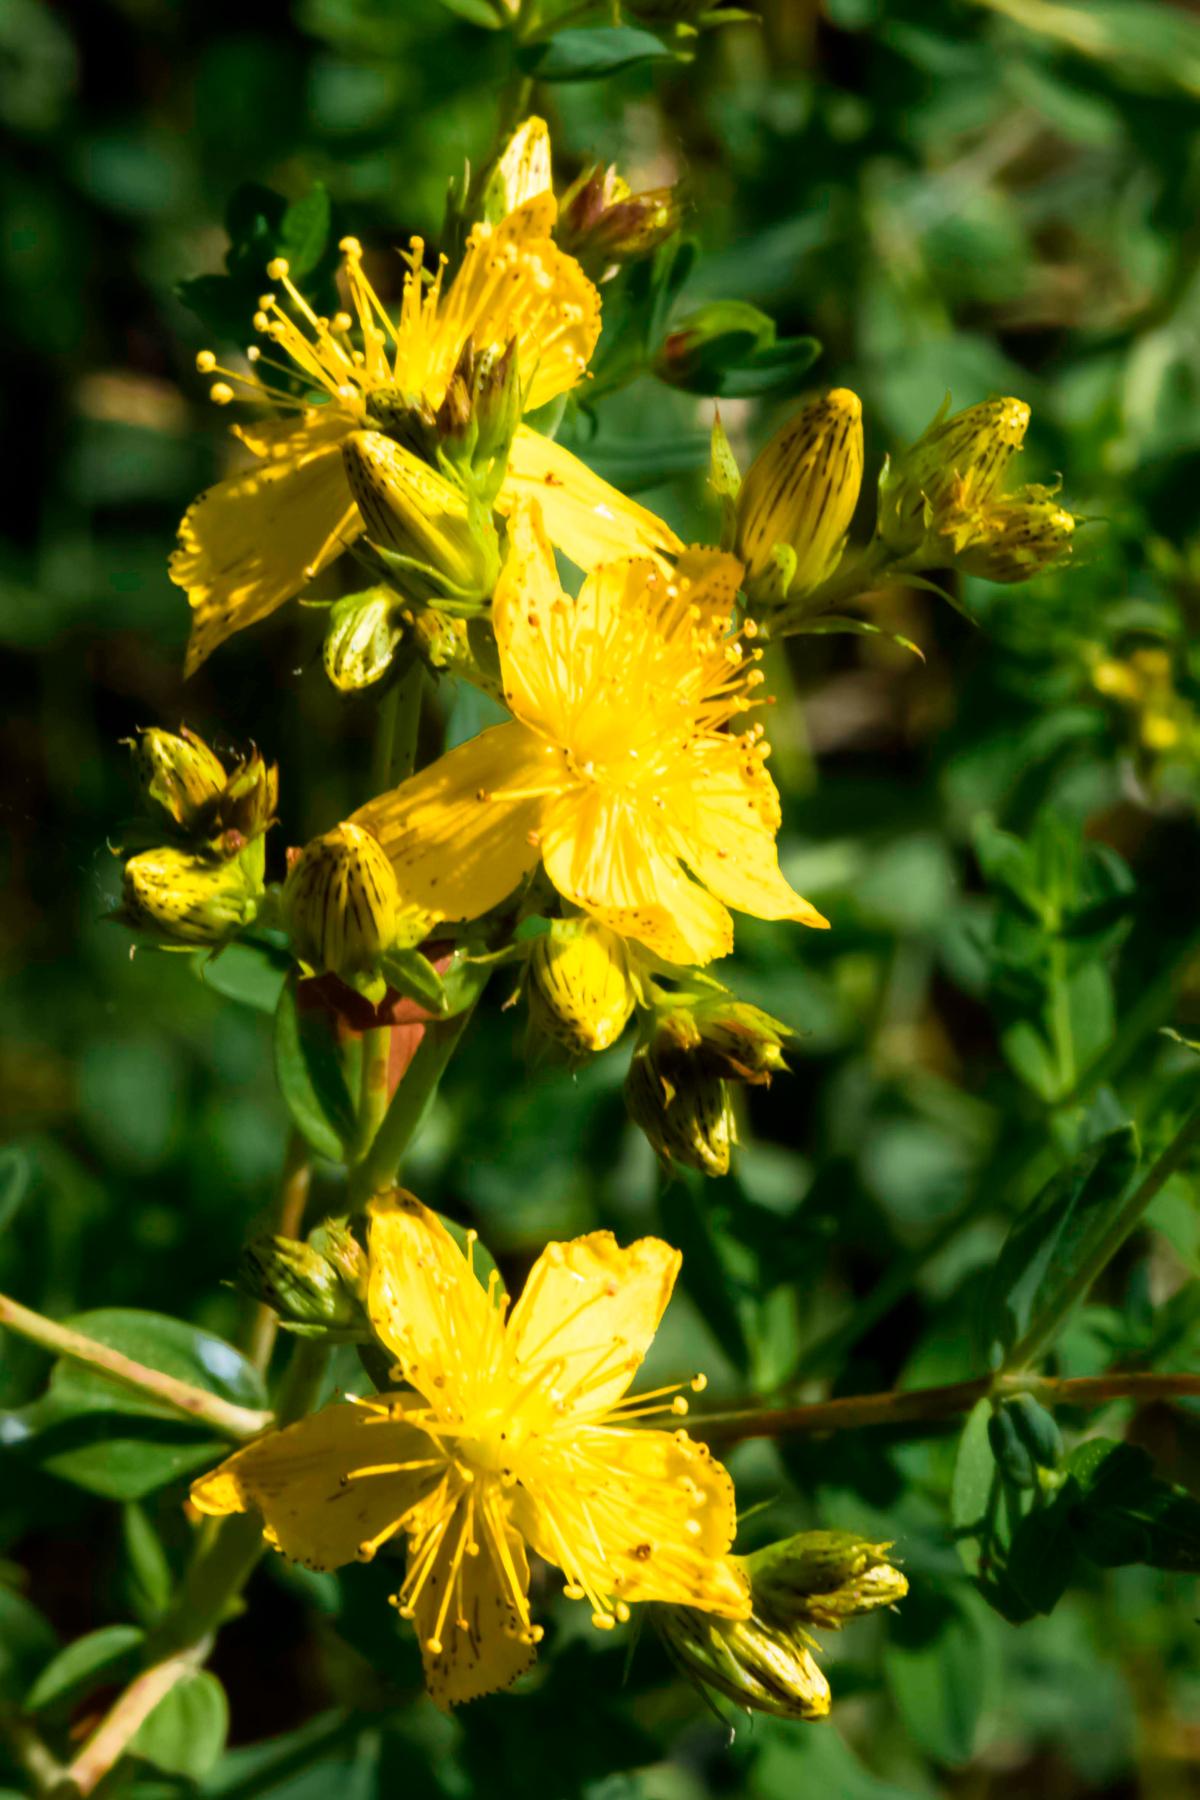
[323,587,406,693]
[650,1595,831,1722]
[121,842,263,946]
[742,1531,908,1633]
[558,164,682,275]
[341,430,500,611]
[735,390,864,607]
[878,396,1030,555]
[653,302,774,396]
[238,1232,368,1335]
[938,486,1075,584]
[624,1037,735,1177]
[481,116,552,225]
[131,727,225,834]
[308,1217,369,1303]
[662,998,791,1085]
[625,0,752,27]
[284,823,418,1003]
[527,919,637,1061]
[212,747,278,854]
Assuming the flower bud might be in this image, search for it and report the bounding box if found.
[121,841,263,946]
[212,747,278,855]
[284,823,418,1004]
[735,390,864,607]
[742,1531,908,1633]
[527,919,637,1062]
[131,727,226,834]
[434,340,522,508]
[323,587,406,693]
[624,0,753,29]
[652,302,774,396]
[238,1230,370,1337]
[938,486,1075,584]
[480,116,552,225]
[341,430,501,612]
[308,1217,369,1303]
[878,396,1029,555]
[624,1037,735,1177]
[558,164,682,276]
[650,1596,831,1722]
[662,997,791,1085]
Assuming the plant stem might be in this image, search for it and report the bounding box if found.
[1002,1100,1200,1373]
[64,1340,329,1796]
[349,1011,473,1205]
[693,1368,1200,1449]
[353,1026,393,1166]
[0,1293,271,1440]
[0,1710,65,1794]
[245,1128,312,1373]
[388,660,424,785]
[369,680,399,798]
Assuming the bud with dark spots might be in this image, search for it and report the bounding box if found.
[661,996,791,1085]
[557,164,682,277]
[735,390,864,608]
[323,587,407,693]
[624,1033,735,1178]
[527,918,638,1063]
[239,1225,370,1339]
[131,727,226,834]
[121,840,264,946]
[742,1531,908,1632]
[284,822,432,1004]
[341,430,500,614]
[877,395,1030,556]
[650,1591,831,1722]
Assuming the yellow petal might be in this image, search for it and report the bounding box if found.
[171,409,362,675]
[491,497,568,738]
[501,429,684,570]
[414,1496,536,1711]
[367,1192,504,1404]
[505,1231,681,1421]
[661,741,829,930]
[352,722,569,924]
[540,787,734,965]
[492,117,553,213]
[511,1427,748,1616]
[189,1401,443,1572]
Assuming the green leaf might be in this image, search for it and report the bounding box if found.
[951,1399,997,1578]
[884,1582,994,1766]
[24,1624,145,1715]
[789,615,925,659]
[131,1668,229,1779]
[193,938,291,1014]
[0,1587,57,1705]
[9,1311,266,1500]
[274,970,356,1162]
[380,948,449,1018]
[279,184,331,278]
[658,1180,751,1375]
[1005,1486,1079,1614]
[711,335,822,399]
[123,1502,175,1625]
[436,0,505,20]
[0,1146,32,1233]
[517,26,677,81]
[983,1124,1140,1357]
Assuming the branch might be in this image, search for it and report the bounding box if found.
[63,1647,209,1797]
[692,1369,1200,1447]
[0,1293,272,1441]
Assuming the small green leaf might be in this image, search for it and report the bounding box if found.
[24,1625,145,1715]
[983,1124,1140,1358]
[279,184,331,278]
[951,1400,997,1577]
[274,970,356,1162]
[123,1503,175,1625]
[380,948,450,1017]
[884,1582,994,1766]
[1005,1487,1079,1614]
[0,1587,57,1705]
[789,615,925,659]
[435,0,505,21]
[194,938,291,1014]
[658,1180,751,1375]
[0,1146,32,1233]
[131,1668,229,1779]
[517,26,677,80]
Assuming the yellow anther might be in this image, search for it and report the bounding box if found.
[195,350,216,373]
[209,383,234,405]
[691,1373,707,1392]
[672,1396,689,1416]
[339,235,363,256]
[265,257,290,280]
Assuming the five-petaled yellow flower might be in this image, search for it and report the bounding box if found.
[172,196,680,674]
[192,1194,748,1709]
[352,500,829,967]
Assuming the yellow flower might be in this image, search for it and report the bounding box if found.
[192,1194,747,1709]
[353,501,828,967]
[172,201,681,674]
[878,396,1030,555]
[527,917,639,1059]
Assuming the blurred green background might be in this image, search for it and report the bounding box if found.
[9,0,1200,1793]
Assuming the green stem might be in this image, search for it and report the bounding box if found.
[1049,938,1076,1098]
[387,660,425,788]
[244,1128,312,1373]
[0,1709,65,1794]
[369,681,399,799]
[1002,1101,1200,1374]
[0,1292,271,1440]
[354,1026,393,1165]
[349,1011,473,1205]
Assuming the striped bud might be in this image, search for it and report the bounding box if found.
[132,728,225,833]
[121,841,263,946]
[323,587,406,693]
[558,164,682,275]
[662,997,791,1085]
[878,396,1030,555]
[624,1037,735,1178]
[735,390,864,608]
[283,823,405,1002]
[482,116,552,224]
[341,430,500,611]
[527,919,637,1061]
[650,1594,831,1722]
[941,488,1075,584]
[239,1236,360,1329]
[742,1531,908,1633]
